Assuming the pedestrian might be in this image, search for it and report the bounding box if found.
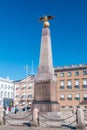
[75,108,78,124]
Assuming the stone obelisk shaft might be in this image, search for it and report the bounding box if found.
[38,27,54,75]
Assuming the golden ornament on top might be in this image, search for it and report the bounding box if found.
[39,15,54,27]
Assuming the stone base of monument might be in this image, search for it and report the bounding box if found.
[47,111,61,119]
[76,123,86,130]
[32,80,60,112]
[32,101,60,112]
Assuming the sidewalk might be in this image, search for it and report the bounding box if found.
[0,126,75,130]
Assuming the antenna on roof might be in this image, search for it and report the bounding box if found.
[31,60,34,74]
[24,65,29,77]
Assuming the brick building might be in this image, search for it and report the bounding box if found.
[54,64,87,110]
[14,75,35,109]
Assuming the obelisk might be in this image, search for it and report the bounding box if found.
[32,16,60,112]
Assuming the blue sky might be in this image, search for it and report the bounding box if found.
[0,0,87,80]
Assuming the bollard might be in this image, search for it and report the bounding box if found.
[32,108,39,127]
[0,107,2,124]
[3,110,5,125]
[37,111,39,127]
[76,108,86,130]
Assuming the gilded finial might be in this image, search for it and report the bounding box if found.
[39,15,54,27]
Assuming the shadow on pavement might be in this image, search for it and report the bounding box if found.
[23,122,31,127]
[62,125,76,130]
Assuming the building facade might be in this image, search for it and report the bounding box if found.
[0,77,14,108]
[54,64,87,110]
[14,75,35,109]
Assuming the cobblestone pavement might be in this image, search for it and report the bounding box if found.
[0,126,75,130]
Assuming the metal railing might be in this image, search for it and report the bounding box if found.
[38,112,76,128]
[4,112,32,127]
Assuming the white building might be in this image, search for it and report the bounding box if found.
[0,77,14,108]
[14,75,35,109]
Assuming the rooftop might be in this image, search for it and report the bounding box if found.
[54,63,87,72]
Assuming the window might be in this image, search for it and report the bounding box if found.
[60,72,64,77]
[85,106,87,109]
[11,92,13,98]
[8,92,10,98]
[28,93,33,98]
[0,101,2,105]
[60,94,65,100]
[77,106,80,108]
[1,84,3,88]
[83,79,87,88]
[21,95,26,99]
[67,94,72,100]
[54,73,57,77]
[75,94,80,100]
[0,91,3,97]
[5,85,7,89]
[68,72,72,77]
[23,84,27,87]
[16,86,20,90]
[67,80,72,89]
[28,85,33,89]
[61,106,65,108]
[74,80,80,88]
[69,106,72,108]
[11,86,14,90]
[60,81,64,89]
[83,70,87,75]
[83,94,87,100]
[8,86,10,89]
[60,86,64,89]
[75,71,79,76]
[4,91,7,97]
[16,95,20,98]
[16,86,19,90]
[22,85,27,89]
